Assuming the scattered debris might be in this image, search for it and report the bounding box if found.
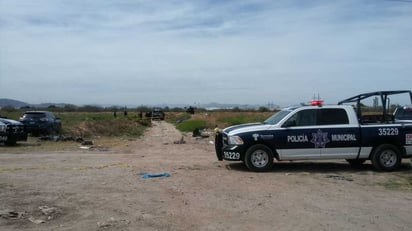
[81,140,94,145]
[174,136,185,144]
[79,145,109,151]
[97,217,130,229]
[192,128,211,138]
[0,209,25,219]
[26,206,60,224]
[80,146,91,150]
[28,216,45,224]
[325,175,353,181]
[192,128,201,137]
[39,205,59,219]
[176,118,185,123]
[139,172,170,179]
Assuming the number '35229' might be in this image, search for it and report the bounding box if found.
[378,128,399,136]
[224,152,240,160]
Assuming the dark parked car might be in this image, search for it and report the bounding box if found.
[152,108,165,120]
[393,105,412,123]
[0,117,27,145]
[146,108,165,120]
[19,111,62,136]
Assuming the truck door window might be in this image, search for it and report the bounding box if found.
[297,109,316,126]
[317,109,349,125]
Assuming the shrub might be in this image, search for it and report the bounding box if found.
[217,113,269,126]
[176,119,208,132]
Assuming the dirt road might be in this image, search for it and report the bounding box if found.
[1,121,411,230]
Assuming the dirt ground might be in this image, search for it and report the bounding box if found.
[1,121,412,231]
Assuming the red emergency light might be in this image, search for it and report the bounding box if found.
[310,99,324,106]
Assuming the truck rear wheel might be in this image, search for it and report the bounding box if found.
[244,144,274,172]
[371,144,401,171]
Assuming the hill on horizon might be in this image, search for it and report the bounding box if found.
[0,98,29,108]
[0,98,269,110]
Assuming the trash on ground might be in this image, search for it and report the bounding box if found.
[174,136,185,144]
[28,216,45,224]
[39,206,58,218]
[139,172,170,179]
[0,209,25,219]
[79,145,109,151]
[81,140,94,145]
[97,217,130,229]
[325,175,353,181]
[192,128,211,138]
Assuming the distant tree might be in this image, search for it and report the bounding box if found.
[79,105,104,112]
[64,104,78,112]
[231,107,241,112]
[136,106,151,112]
[186,106,195,114]
[258,106,270,112]
[170,107,184,112]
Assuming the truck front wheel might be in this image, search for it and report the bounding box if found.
[371,144,401,171]
[244,144,274,172]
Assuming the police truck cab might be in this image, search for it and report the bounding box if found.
[215,91,412,172]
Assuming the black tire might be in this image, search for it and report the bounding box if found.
[346,159,367,167]
[371,144,401,171]
[244,144,274,172]
[5,140,16,146]
[55,124,62,135]
[46,127,54,136]
[215,133,223,161]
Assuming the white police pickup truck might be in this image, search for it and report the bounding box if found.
[215,91,412,172]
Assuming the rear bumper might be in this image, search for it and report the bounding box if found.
[23,123,53,134]
[404,145,412,157]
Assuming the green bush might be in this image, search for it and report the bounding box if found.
[217,113,268,126]
[176,119,208,132]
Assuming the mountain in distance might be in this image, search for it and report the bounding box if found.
[0,98,68,108]
[0,98,29,108]
[0,98,269,110]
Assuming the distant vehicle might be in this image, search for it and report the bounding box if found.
[146,108,165,120]
[0,118,27,145]
[19,111,62,136]
[393,106,412,123]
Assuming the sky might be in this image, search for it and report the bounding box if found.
[1,0,412,107]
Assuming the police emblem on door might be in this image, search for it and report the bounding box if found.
[311,129,329,148]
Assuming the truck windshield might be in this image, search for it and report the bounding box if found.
[263,110,292,125]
